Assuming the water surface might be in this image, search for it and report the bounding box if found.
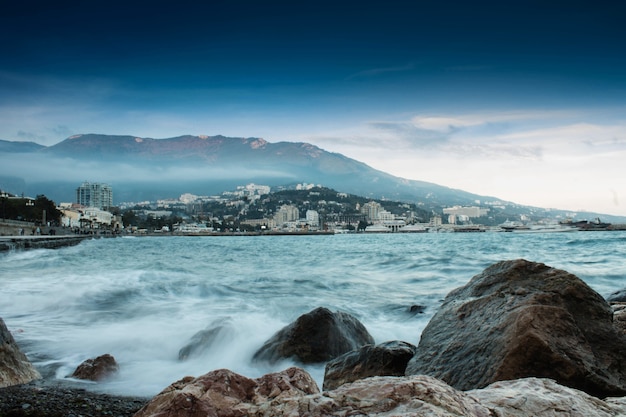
[1,232,624,396]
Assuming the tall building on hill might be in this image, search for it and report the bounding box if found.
[76,182,113,210]
[274,204,299,225]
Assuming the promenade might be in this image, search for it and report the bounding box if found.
[0,235,96,252]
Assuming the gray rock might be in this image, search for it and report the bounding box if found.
[0,318,41,388]
[469,377,626,417]
[323,340,416,390]
[607,288,626,302]
[253,307,374,364]
[405,259,626,398]
[178,319,235,360]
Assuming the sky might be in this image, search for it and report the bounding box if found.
[1,1,626,216]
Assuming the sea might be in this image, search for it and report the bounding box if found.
[1,231,625,397]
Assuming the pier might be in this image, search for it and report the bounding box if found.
[0,235,96,252]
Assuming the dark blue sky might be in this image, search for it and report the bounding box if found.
[3,1,625,108]
[2,1,626,214]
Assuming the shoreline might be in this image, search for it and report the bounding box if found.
[0,235,101,252]
[0,380,149,417]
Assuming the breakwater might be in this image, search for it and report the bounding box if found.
[0,236,97,252]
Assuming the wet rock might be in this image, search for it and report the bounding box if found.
[253,307,374,364]
[408,304,426,314]
[71,353,119,381]
[323,340,416,390]
[0,318,41,388]
[405,259,626,398]
[178,319,235,360]
[607,288,626,302]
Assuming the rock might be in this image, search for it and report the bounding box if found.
[469,377,626,416]
[133,367,320,417]
[323,340,416,390]
[134,367,493,417]
[71,354,119,381]
[408,304,426,314]
[405,259,626,398]
[252,307,374,364]
[0,318,41,388]
[178,319,235,360]
[613,303,626,335]
[133,366,626,417]
[607,288,626,302]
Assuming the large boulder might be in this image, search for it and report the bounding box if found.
[134,368,492,417]
[253,307,374,364]
[0,318,41,388]
[323,340,416,390]
[405,259,626,398]
[71,353,119,381]
[133,367,626,417]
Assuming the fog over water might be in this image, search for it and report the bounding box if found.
[1,232,625,396]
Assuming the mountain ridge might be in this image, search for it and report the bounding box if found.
[2,134,624,222]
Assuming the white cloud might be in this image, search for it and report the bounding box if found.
[306,109,626,215]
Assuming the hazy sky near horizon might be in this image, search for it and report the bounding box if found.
[2,1,626,215]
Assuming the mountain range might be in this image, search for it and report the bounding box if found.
[1,134,624,222]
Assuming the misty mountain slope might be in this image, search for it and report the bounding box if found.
[6,134,500,209]
[0,140,45,153]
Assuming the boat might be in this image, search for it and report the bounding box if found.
[499,220,576,233]
[574,218,611,231]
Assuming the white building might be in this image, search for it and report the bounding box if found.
[76,182,113,210]
[60,205,120,230]
[274,205,299,226]
[361,201,382,222]
[442,206,489,218]
[305,210,320,227]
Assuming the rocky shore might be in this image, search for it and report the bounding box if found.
[2,259,626,416]
[0,381,148,417]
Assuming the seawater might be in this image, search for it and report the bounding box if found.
[1,232,625,397]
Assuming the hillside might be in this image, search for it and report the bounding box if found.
[1,134,625,223]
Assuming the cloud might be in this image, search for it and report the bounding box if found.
[346,63,415,80]
[444,65,492,72]
[368,121,454,149]
[1,153,297,184]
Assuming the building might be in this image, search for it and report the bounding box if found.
[305,210,319,226]
[76,182,113,210]
[360,201,382,222]
[442,206,489,218]
[273,205,299,226]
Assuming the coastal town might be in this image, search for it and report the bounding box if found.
[1,181,625,242]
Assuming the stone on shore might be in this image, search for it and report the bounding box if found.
[252,307,374,364]
[323,340,416,390]
[134,367,626,416]
[133,367,320,417]
[71,353,119,381]
[0,318,41,388]
[134,367,493,417]
[607,288,626,302]
[405,259,626,398]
